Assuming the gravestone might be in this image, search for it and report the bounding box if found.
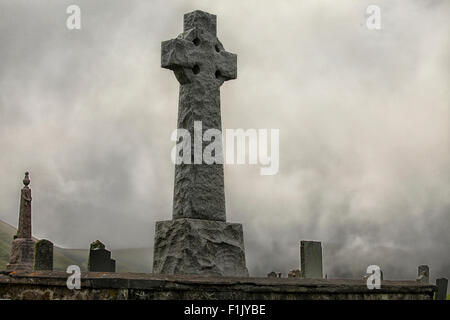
[435,278,448,300]
[300,240,323,279]
[88,241,115,272]
[288,269,301,278]
[34,239,53,271]
[153,10,248,277]
[6,172,35,272]
[416,265,429,283]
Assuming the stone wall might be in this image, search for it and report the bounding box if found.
[0,271,436,300]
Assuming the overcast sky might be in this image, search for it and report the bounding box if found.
[0,0,449,281]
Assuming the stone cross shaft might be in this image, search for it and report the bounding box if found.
[161,10,237,222]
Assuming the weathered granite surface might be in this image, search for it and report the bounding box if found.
[162,10,237,222]
[417,265,430,283]
[153,218,248,277]
[88,241,116,272]
[7,173,34,272]
[0,271,436,300]
[88,249,116,272]
[300,241,323,279]
[435,278,448,300]
[34,239,53,271]
[6,239,35,272]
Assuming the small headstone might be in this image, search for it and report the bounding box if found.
[34,239,53,271]
[288,269,301,278]
[110,259,116,272]
[416,265,429,283]
[267,271,277,278]
[300,240,323,279]
[435,278,448,300]
[88,241,115,272]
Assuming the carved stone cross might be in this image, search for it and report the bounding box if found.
[154,11,248,276]
[161,10,237,222]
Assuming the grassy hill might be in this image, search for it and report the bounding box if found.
[0,219,152,273]
[0,220,17,268]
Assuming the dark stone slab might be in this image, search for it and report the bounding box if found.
[435,278,448,300]
[300,241,323,279]
[34,239,53,271]
[88,248,115,272]
[110,259,116,273]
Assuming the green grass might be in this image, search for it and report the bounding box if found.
[0,220,18,269]
[0,219,152,273]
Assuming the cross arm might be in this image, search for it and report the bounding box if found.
[215,50,237,81]
[161,38,195,70]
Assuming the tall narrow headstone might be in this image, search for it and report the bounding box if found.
[300,240,323,279]
[153,10,248,277]
[435,278,448,300]
[34,239,53,271]
[6,172,35,272]
[416,265,429,284]
[88,240,116,272]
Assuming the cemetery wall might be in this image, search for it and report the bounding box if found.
[0,271,436,300]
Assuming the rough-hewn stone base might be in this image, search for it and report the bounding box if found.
[153,218,249,277]
[6,238,34,272]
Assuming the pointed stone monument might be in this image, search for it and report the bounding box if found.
[153,10,248,276]
[6,172,35,272]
